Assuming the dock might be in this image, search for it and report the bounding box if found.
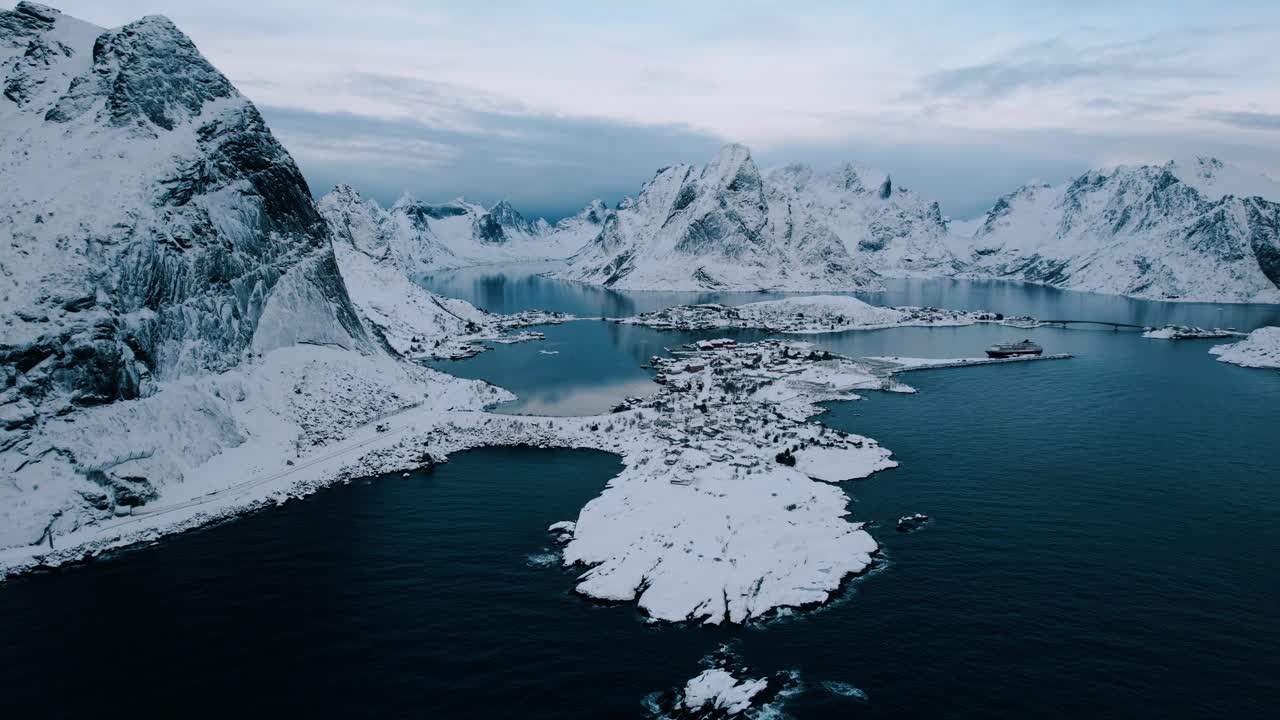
[860,353,1074,377]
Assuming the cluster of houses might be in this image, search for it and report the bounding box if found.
[615,301,1026,334]
[618,339,880,484]
[423,309,570,360]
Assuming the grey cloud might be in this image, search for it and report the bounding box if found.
[1202,110,1280,131]
[260,103,724,221]
[916,29,1225,102]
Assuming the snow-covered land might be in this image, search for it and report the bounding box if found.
[681,669,769,715]
[2,336,912,622]
[1209,327,1280,369]
[949,157,1280,303]
[617,295,1025,334]
[317,184,587,274]
[861,354,1072,373]
[554,144,886,291]
[1142,326,1243,340]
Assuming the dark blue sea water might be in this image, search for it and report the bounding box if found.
[2,267,1279,718]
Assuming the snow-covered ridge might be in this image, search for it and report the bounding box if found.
[554,144,902,291]
[553,144,961,291]
[1,2,369,400]
[553,146,1279,302]
[317,184,588,274]
[0,4,509,552]
[1210,326,1280,369]
[949,157,1280,303]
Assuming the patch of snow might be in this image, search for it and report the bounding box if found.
[682,669,769,715]
[1142,325,1242,340]
[1210,327,1280,369]
[792,445,892,482]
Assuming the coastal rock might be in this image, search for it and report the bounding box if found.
[896,513,930,532]
[1209,326,1280,369]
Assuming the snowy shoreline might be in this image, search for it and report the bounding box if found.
[1,338,1072,625]
[1210,327,1280,369]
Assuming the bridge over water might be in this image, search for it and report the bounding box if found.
[1039,319,1148,330]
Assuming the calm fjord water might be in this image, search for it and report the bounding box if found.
[2,267,1278,718]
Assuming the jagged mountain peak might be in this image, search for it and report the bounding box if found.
[702,142,762,193]
[486,199,531,229]
[959,159,1280,302]
[580,198,608,223]
[1,3,369,410]
[553,144,882,291]
[12,1,59,22]
[40,11,236,133]
[318,185,584,269]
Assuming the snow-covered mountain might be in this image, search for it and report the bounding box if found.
[554,144,883,291]
[552,144,961,291]
[765,162,957,276]
[318,186,584,274]
[549,199,609,253]
[319,185,557,359]
[1,2,370,407]
[949,157,1280,303]
[0,4,502,553]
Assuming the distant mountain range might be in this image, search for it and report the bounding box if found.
[551,148,1280,302]
[948,157,1280,303]
[317,186,592,274]
[323,143,1274,303]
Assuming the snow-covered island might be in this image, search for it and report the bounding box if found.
[680,668,770,715]
[1142,325,1244,340]
[615,295,1035,334]
[1209,327,1280,369]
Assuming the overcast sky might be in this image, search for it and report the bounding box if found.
[47,0,1280,219]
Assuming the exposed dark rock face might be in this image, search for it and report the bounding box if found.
[473,200,538,244]
[1,4,373,541]
[1,3,368,418]
[45,15,235,130]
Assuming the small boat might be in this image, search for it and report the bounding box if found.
[986,339,1043,358]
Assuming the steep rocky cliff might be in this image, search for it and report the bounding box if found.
[0,2,368,418]
[0,4,497,553]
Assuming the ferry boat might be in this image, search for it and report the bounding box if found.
[986,339,1043,358]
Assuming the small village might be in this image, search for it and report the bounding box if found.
[421,309,573,360]
[605,337,898,485]
[613,299,1037,334]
